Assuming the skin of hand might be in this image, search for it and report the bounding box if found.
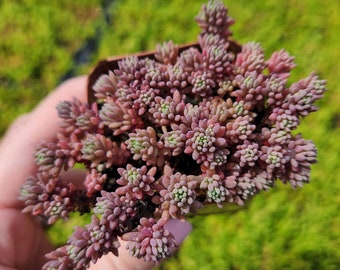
[0,76,192,270]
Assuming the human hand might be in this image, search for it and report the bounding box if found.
[0,76,191,270]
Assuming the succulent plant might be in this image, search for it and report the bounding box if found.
[18,0,326,269]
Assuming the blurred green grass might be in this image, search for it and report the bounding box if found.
[1,0,339,269]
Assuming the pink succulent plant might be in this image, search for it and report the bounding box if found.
[18,1,326,269]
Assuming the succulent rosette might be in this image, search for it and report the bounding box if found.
[18,0,326,269]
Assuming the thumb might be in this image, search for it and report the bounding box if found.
[0,76,88,208]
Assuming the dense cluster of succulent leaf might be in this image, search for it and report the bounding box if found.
[18,1,326,269]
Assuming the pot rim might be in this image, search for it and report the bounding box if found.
[87,40,241,103]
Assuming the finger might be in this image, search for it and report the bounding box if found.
[0,76,88,208]
[89,219,192,270]
[0,208,53,270]
[164,218,192,244]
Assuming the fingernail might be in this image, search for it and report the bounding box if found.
[164,218,192,244]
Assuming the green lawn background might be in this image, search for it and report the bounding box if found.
[1,0,339,269]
